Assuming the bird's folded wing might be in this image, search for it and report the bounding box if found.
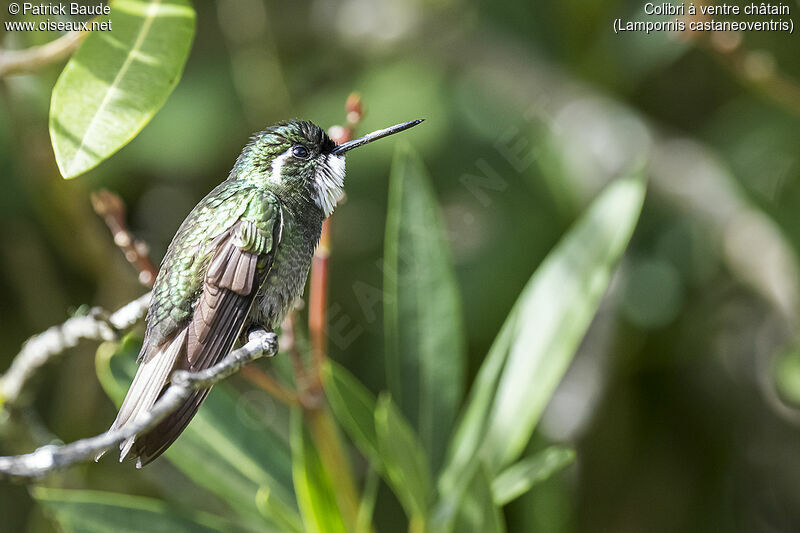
[131,196,282,465]
[186,220,262,370]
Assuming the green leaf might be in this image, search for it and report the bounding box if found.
[384,142,466,474]
[491,446,575,506]
[34,487,255,533]
[323,361,380,464]
[50,0,196,178]
[375,393,433,521]
[443,466,506,533]
[290,409,349,533]
[95,336,297,529]
[325,362,434,526]
[440,176,645,494]
[255,487,304,533]
[356,467,380,533]
[773,344,800,406]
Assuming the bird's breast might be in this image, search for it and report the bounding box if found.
[249,212,321,329]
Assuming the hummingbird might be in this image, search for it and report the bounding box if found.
[107,118,423,467]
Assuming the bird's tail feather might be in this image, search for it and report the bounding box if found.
[130,387,211,468]
[99,329,187,461]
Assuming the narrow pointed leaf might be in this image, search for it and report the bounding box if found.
[96,336,297,528]
[34,487,258,533]
[491,446,575,505]
[375,393,433,521]
[256,487,304,533]
[323,361,380,464]
[440,176,645,494]
[356,467,380,533]
[326,362,436,525]
[50,0,196,178]
[442,466,505,533]
[290,409,349,533]
[384,142,466,474]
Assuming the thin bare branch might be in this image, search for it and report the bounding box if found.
[308,217,332,375]
[91,190,158,288]
[0,329,278,480]
[307,93,364,391]
[0,293,151,409]
[0,30,87,78]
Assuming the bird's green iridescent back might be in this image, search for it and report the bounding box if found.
[145,180,278,352]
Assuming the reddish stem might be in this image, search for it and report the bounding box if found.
[91,189,158,288]
[306,93,363,391]
[308,218,331,383]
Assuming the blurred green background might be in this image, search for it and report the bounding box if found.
[1,0,800,531]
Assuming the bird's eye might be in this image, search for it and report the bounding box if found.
[291,145,310,159]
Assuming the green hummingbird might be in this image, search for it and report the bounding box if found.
[107,119,423,467]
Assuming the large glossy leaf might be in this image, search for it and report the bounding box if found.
[439,176,645,494]
[491,446,575,505]
[384,142,465,474]
[374,393,433,522]
[95,336,297,529]
[50,0,196,178]
[290,409,349,533]
[34,487,256,533]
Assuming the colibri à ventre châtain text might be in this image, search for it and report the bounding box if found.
[643,2,789,16]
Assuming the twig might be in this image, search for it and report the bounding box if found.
[308,219,331,380]
[0,30,87,78]
[0,329,278,480]
[91,190,158,288]
[0,293,151,409]
[307,93,363,391]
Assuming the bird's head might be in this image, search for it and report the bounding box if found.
[232,119,423,217]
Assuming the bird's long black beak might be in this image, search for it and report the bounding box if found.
[331,119,424,155]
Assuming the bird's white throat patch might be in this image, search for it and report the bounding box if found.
[267,149,293,184]
[314,155,345,217]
